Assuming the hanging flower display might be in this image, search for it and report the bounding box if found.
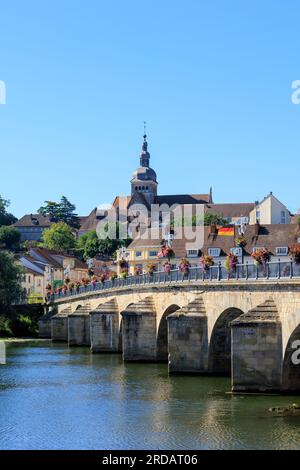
[69,282,75,291]
[81,277,89,286]
[75,282,81,292]
[99,274,107,284]
[118,259,128,269]
[289,244,300,265]
[120,271,128,279]
[90,275,98,287]
[110,272,117,281]
[178,258,190,275]
[64,277,70,285]
[163,261,172,274]
[251,248,270,266]
[88,268,94,277]
[225,253,239,271]
[200,255,214,272]
[147,263,156,275]
[235,235,247,248]
[61,284,68,295]
[134,266,142,276]
[158,245,175,261]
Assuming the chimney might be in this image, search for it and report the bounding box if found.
[210,224,217,235]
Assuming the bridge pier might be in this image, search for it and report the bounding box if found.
[168,298,208,374]
[68,304,91,346]
[121,297,157,362]
[39,305,57,338]
[90,300,120,353]
[231,300,282,393]
[51,307,70,342]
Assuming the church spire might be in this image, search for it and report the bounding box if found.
[140,132,150,167]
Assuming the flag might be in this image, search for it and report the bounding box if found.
[218,227,235,237]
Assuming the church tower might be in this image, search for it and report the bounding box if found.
[131,134,158,206]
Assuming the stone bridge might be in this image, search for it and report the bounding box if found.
[40,279,300,394]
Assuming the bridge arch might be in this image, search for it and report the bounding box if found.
[157,304,180,362]
[208,307,244,375]
[282,323,300,392]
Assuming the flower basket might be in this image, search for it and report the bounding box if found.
[99,274,107,284]
[64,277,70,285]
[225,253,238,271]
[88,268,94,277]
[120,271,128,280]
[118,259,128,270]
[110,272,117,282]
[158,245,175,261]
[200,255,214,272]
[289,244,300,265]
[178,258,190,275]
[134,266,142,276]
[163,262,172,274]
[147,263,156,276]
[69,282,75,292]
[251,248,270,266]
[235,235,247,248]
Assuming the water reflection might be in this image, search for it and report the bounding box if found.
[0,342,300,449]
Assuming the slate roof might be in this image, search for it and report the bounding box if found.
[13,214,52,228]
[127,224,300,258]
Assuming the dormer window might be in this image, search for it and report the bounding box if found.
[208,248,221,257]
[230,247,243,257]
[276,247,288,256]
[187,249,199,258]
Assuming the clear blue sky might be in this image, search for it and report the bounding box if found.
[1,0,300,218]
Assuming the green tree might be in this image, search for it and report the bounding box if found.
[38,196,80,229]
[0,195,17,226]
[77,224,131,261]
[0,226,21,250]
[203,213,228,226]
[42,222,76,252]
[0,252,22,312]
[77,230,100,260]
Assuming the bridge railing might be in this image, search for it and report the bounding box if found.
[50,260,300,301]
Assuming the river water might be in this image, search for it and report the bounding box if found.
[0,341,300,450]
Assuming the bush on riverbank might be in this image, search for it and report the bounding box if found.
[0,313,39,338]
[0,306,42,338]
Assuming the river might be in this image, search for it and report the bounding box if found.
[0,341,300,450]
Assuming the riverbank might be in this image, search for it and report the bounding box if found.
[1,338,50,343]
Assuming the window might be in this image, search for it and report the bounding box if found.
[281,211,286,224]
[187,249,199,257]
[256,210,261,223]
[253,246,264,253]
[276,247,288,256]
[149,251,158,257]
[230,247,243,257]
[208,248,221,257]
[135,251,142,257]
